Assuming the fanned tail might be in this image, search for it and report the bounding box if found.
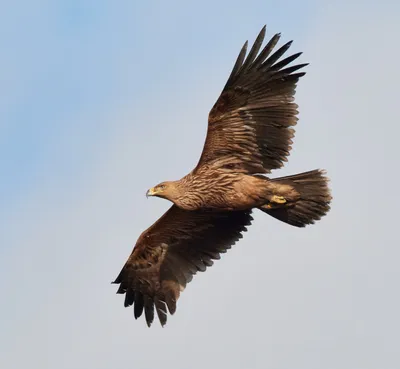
[259,169,331,227]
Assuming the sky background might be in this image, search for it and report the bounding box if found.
[1,1,399,368]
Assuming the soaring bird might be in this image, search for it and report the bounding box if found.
[113,26,331,327]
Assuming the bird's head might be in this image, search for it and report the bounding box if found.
[146,181,180,202]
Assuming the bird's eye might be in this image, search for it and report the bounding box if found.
[159,184,165,190]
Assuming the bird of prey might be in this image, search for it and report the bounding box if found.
[113,26,332,327]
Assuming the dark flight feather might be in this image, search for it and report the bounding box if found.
[198,26,307,174]
[113,205,252,326]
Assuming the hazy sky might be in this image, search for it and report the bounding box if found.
[1,1,399,369]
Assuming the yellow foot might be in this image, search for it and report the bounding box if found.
[270,195,287,204]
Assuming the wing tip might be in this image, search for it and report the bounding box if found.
[258,25,267,40]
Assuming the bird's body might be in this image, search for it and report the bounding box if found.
[154,170,298,211]
[114,25,332,327]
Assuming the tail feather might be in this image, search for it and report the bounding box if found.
[260,169,331,227]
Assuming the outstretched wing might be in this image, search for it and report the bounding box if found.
[196,26,307,174]
[113,205,252,327]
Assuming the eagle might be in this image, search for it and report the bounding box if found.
[113,26,331,327]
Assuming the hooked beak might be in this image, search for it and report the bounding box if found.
[146,187,156,198]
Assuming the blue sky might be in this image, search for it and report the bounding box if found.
[0,1,315,212]
[1,1,399,369]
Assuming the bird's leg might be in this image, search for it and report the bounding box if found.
[264,195,287,209]
[270,195,287,204]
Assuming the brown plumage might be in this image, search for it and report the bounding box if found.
[114,206,252,327]
[114,26,332,326]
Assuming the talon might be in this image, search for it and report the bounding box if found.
[271,195,286,204]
